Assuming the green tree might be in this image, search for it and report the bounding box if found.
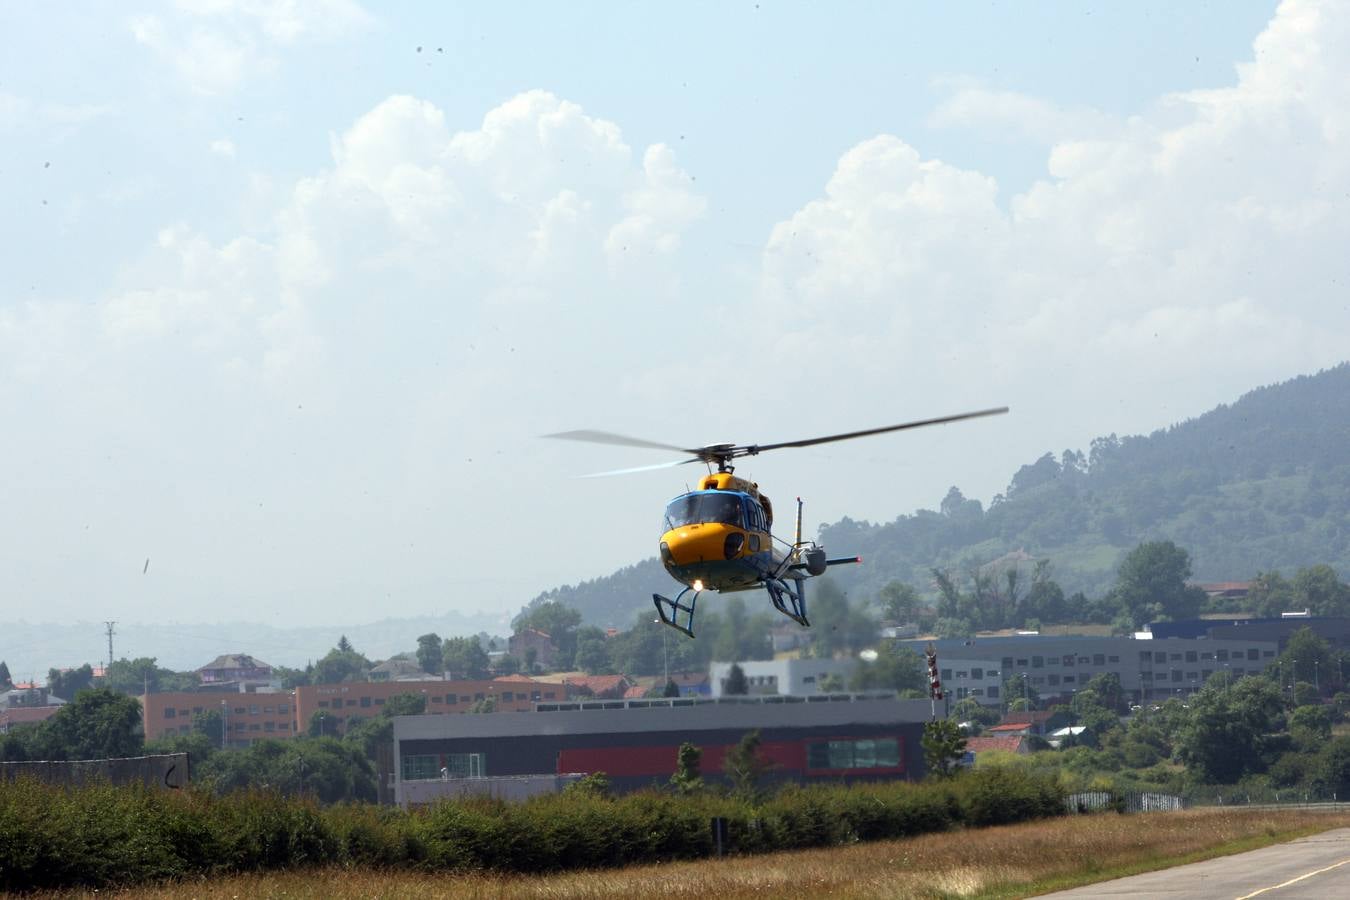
[513,600,583,668]
[343,692,425,761]
[1289,704,1333,751]
[1272,627,1340,698]
[1082,672,1127,714]
[574,636,612,675]
[710,595,773,663]
[1177,676,1283,783]
[102,657,198,695]
[312,641,371,685]
[878,581,922,623]
[441,636,490,680]
[29,689,143,760]
[723,663,749,695]
[724,729,772,799]
[1108,541,1206,628]
[1003,673,1040,711]
[46,664,94,701]
[416,632,443,674]
[850,645,926,695]
[1291,565,1350,618]
[818,672,846,693]
[662,679,681,698]
[921,718,967,778]
[308,710,340,738]
[1315,736,1350,796]
[197,736,376,803]
[0,660,12,689]
[806,579,879,659]
[670,741,703,794]
[192,708,224,745]
[1249,571,1297,618]
[274,664,312,688]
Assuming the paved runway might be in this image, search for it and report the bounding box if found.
[1039,827,1350,899]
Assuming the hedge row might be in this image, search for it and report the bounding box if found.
[0,769,1063,892]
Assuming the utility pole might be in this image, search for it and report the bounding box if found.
[104,621,117,670]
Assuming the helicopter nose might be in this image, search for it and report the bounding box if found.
[664,524,734,565]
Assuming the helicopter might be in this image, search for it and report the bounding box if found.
[545,407,1007,638]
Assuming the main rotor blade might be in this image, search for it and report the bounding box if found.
[578,458,703,479]
[753,407,1009,453]
[543,429,698,455]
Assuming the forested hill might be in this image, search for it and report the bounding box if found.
[523,364,1350,626]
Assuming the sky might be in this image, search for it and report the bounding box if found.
[3,1,1348,636]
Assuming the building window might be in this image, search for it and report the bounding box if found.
[1247,648,1259,660]
[234,707,245,715]
[431,696,443,704]
[1171,671,1182,682]
[264,722,276,732]
[807,738,900,771]
[447,694,458,705]
[971,668,983,680]
[1093,654,1106,666]
[955,671,968,680]
[346,699,358,707]
[1016,659,1028,668]
[1047,674,1060,686]
[318,700,329,708]
[503,692,514,702]
[1216,649,1229,661]
[1154,652,1166,663]
[1002,657,1014,670]
[941,669,952,681]
[1032,656,1044,669]
[374,698,385,706]
[988,687,999,699]
[163,707,176,719]
[1139,651,1152,662]
[1108,656,1119,663]
[360,696,372,708]
[1063,675,1075,684]
[1185,651,1197,663]
[402,754,441,781]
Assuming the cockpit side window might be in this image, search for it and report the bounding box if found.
[664,493,745,530]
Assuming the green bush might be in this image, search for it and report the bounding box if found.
[0,767,1064,892]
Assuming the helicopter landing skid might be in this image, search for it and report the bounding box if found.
[653,587,699,638]
[766,577,810,628]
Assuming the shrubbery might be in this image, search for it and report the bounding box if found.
[0,767,1063,892]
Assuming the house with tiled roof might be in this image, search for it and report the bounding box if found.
[507,629,557,670]
[564,674,632,699]
[965,735,1031,755]
[197,653,274,685]
[369,657,441,682]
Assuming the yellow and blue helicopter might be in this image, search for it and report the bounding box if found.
[546,407,1007,638]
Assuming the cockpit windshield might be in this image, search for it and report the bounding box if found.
[663,492,744,531]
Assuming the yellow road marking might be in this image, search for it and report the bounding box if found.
[1234,856,1350,899]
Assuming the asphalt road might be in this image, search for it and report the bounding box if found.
[1039,827,1350,899]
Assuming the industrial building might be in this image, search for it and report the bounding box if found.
[392,694,931,806]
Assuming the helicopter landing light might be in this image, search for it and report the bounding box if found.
[693,579,704,592]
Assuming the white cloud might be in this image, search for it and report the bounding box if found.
[131,0,372,95]
[929,80,1118,146]
[743,0,1350,497]
[0,89,114,131]
[210,138,236,157]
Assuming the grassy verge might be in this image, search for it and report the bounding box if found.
[34,808,1350,899]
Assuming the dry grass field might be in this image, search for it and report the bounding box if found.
[38,807,1350,900]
